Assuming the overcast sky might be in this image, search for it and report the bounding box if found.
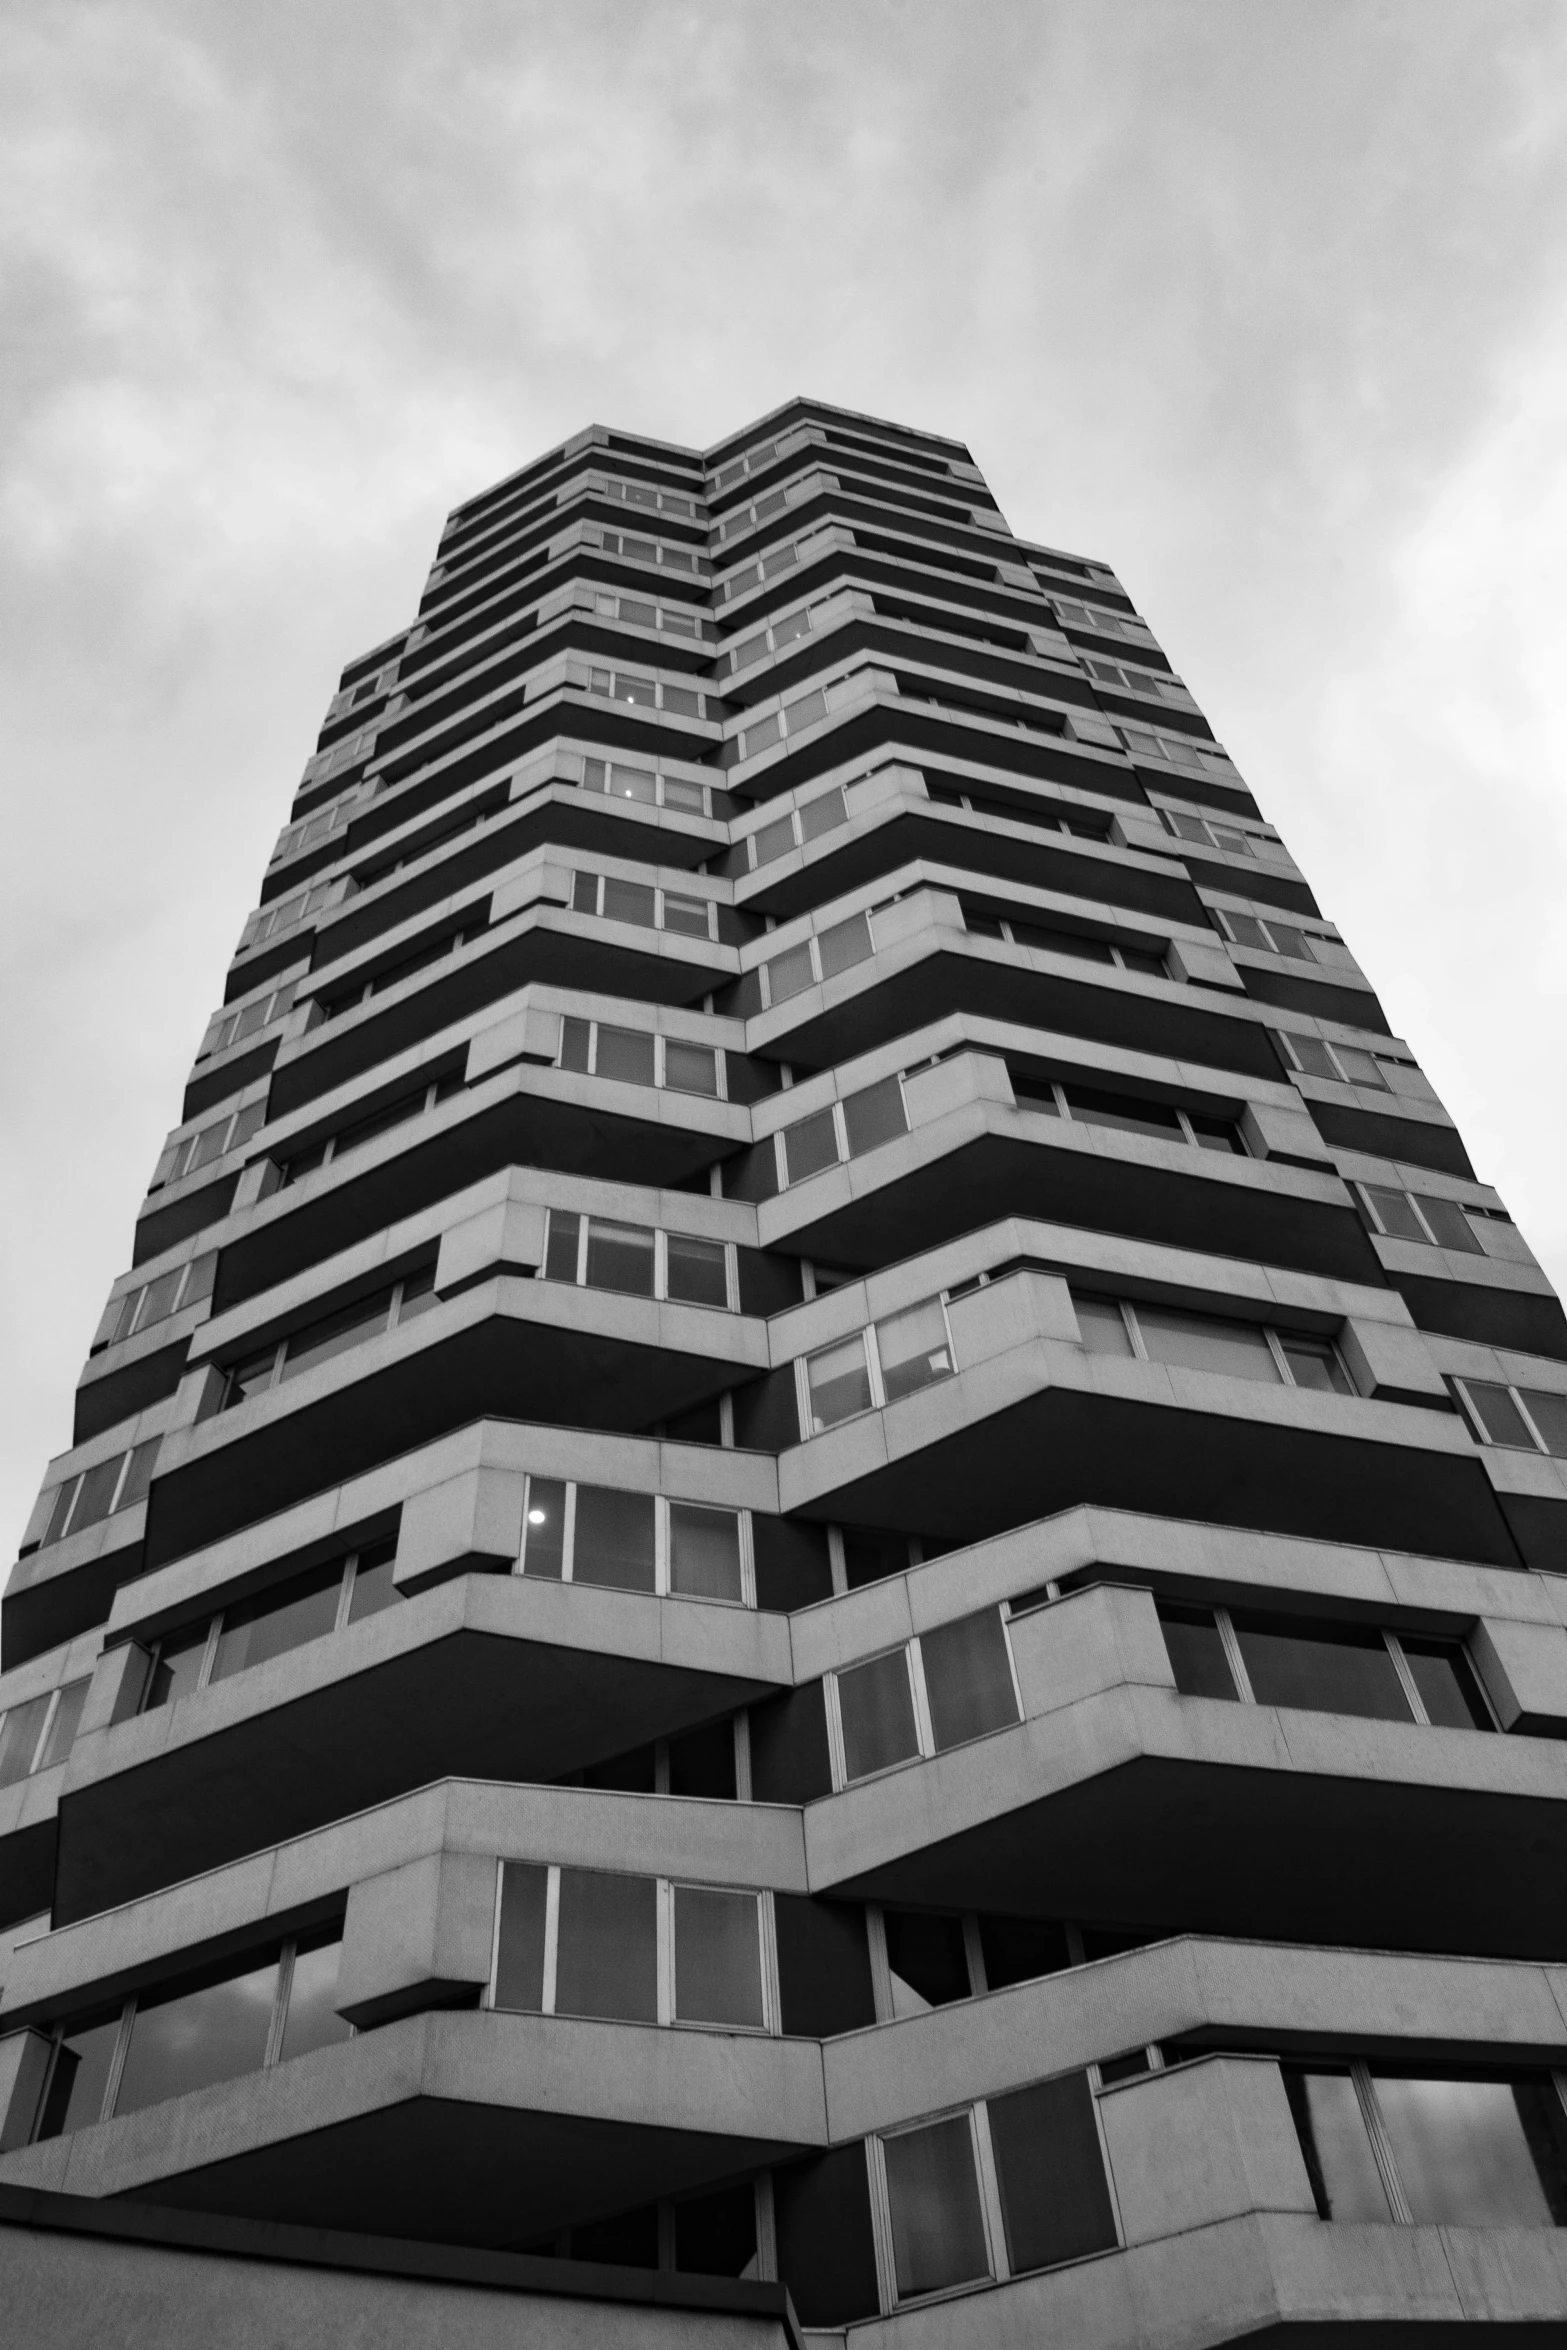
[3,0,1566,1550]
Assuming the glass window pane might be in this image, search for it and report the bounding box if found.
[1157,1605,1237,1701]
[1466,1381,1539,1450]
[115,1957,279,2115]
[494,1862,550,2011]
[883,2114,990,2300]
[1287,1036,1339,1079]
[1267,921,1315,960]
[1232,1613,1412,1723]
[1376,2074,1567,2227]
[1334,1046,1388,1090]
[346,1544,400,1623]
[806,1334,872,1431]
[1188,1113,1244,1154]
[662,892,711,939]
[837,1650,919,1782]
[554,1868,658,2022]
[883,1910,970,2016]
[755,817,796,865]
[1364,1184,1427,1242]
[876,1299,954,1403]
[279,1932,350,2061]
[145,1625,209,1710]
[1014,923,1114,964]
[660,774,705,812]
[767,942,816,1004]
[131,1269,183,1332]
[116,1439,160,1516]
[544,1210,581,1282]
[666,1234,729,1308]
[594,1026,657,1086]
[1224,912,1271,951]
[1074,1294,1134,1355]
[226,1348,279,1406]
[988,2070,1120,2272]
[818,913,872,978]
[1415,1195,1485,1254]
[1401,1638,1491,1731]
[920,1611,1019,1751]
[977,1914,1072,1990]
[1285,2070,1391,2220]
[0,1696,51,1787]
[560,1016,591,1071]
[210,1562,344,1682]
[572,1485,656,1592]
[36,2014,123,2139]
[801,787,847,841]
[602,877,656,926]
[65,1456,125,1536]
[1520,1390,1567,1459]
[664,1040,718,1096]
[1278,1334,1353,1395]
[585,1218,656,1297]
[843,1077,907,1158]
[784,1108,841,1185]
[1062,1084,1181,1140]
[36,1679,90,1771]
[282,1288,393,1380]
[521,1479,566,1577]
[674,2182,758,2278]
[1136,1306,1280,1385]
[674,1886,764,2027]
[668,1503,743,1602]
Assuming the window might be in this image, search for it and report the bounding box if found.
[557,1016,723,1101]
[962,905,1168,978]
[580,524,707,577]
[269,792,357,869]
[492,1861,770,2032]
[1118,724,1235,774]
[571,869,717,942]
[1287,2063,1567,2227]
[1215,907,1337,962]
[1156,1600,1492,1730]
[1360,1184,1485,1254]
[718,523,835,603]
[722,598,845,677]
[0,1677,90,1788]
[588,590,706,640]
[197,981,297,1062]
[220,1266,438,1406]
[139,1541,400,1710]
[925,782,1109,842]
[733,675,861,763]
[1279,1033,1393,1090]
[519,1478,752,1606]
[577,662,708,721]
[237,875,337,952]
[595,475,698,519]
[1082,655,1187,703]
[39,1439,160,1549]
[150,1100,266,1190]
[829,1609,1021,1787]
[1052,598,1149,642]
[872,2069,1117,2306]
[1019,1080,1244,1154]
[31,1928,349,2140]
[736,785,849,869]
[579,756,708,814]
[1158,807,1259,856]
[1073,1291,1354,1394]
[279,1072,463,1184]
[801,1294,957,1435]
[542,1211,734,1310]
[1455,1378,1567,1460]
[94,1252,217,1351]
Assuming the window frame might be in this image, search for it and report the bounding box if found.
[770,1070,911,1193]
[517,1477,755,1608]
[1288,2057,1567,2227]
[219,1267,439,1407]
[487,1859,776,2035]
[556,1017,728,1103]
[139,1543,399,1713]
[1157,1598,1494,1732]
[1020,1080,1244,1154]
[824,1610,1024,1791]
[541,1210,737,1313]
[1359,1184,1485,1253]
[1452,1376,1567,1461]
[962,907,1169,979]
[1076,1292,1354,1395]
[0,1675,92,1787]
[572,869,719,944]
[797,1291,961,1437]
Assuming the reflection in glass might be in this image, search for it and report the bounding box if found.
[883,2114,990,2299]
[806,1335,872,1431]
[668,1504,743,1602]
[1376,2075,1567,2227]
[674,1886,764,2027]
[875,1300,953,1403]
[36,2016,122,2140]
[1286,2070,1392,2219]
[572,1486,656,1592]
[920,1612,1018,1751]
[554,1869,658,2023]
[278,1935,350,2062]
[838,1651,919,1782]
[115,1958,278,2116]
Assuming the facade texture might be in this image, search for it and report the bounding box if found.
[4,399,1567,2344]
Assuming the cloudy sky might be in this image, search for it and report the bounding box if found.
[3,0,1566,1548]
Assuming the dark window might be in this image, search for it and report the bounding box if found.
[784,1108,840,1184]
[209,1561,343,1683]
[673,1886,764,2027]
[584,1217,655,1296]
[594,1026,656,1086]
[521,1478,566,1577]
[571,2204,659,2267]
[884,1910,971,2013]
[837,1650,919,1780]
[882,2114,990,2298]
[666,1233,728,1308]
[987,2070,1119,2272]
[572,1485,656,1593]
[842,1525,911,1589]
[920,1610,1019,1750]
[667,1719,736,1799]
[1401,1638,1491,1731]
[843,1075,908,1157]
[494,1861,549,2011]
[544,1211,580,1281]
[664,1040,718,1096]
[774,1897,876,2037]
[1415,1195,1484,1255]
[115,1954,280,2116]
[774,2146,881,2326]
[1062,1083,1181,1141]
[977,1914,1072,1991]
[668,1503,743,1601]
[675,2182,757,2277]
[34,2014,122,2140]
[1231,1612,1411,1723]
[1157,1603,1237,1701]
[554,1868,657,2022]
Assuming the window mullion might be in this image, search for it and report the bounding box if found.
[865,1324,886,1409]
[266,1942,296,2067]
[969,2100,1009,2283]
[197,1615,224,1691]
[1121,1301,1147,1359]
[1384,1631,1430,1726]
[333,1556,356,1634]
[907,1639,937,1760]
[560,1484,578,1583]
[1215,1607,1254,1704]
[102,1998,136,2123]
[1352,2062,1413,2223]
[657,1879,674,2026]
[541,1868,561,2014]
[655,1499,669,1597]
[823,1673,849,1790]
[1512,1391,1553,1455]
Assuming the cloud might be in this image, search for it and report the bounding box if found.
[2,0,1566,1550]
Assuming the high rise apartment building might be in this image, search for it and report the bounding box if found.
[4,399,1567,2346]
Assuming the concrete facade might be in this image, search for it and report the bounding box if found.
[4,399,1567,2341]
